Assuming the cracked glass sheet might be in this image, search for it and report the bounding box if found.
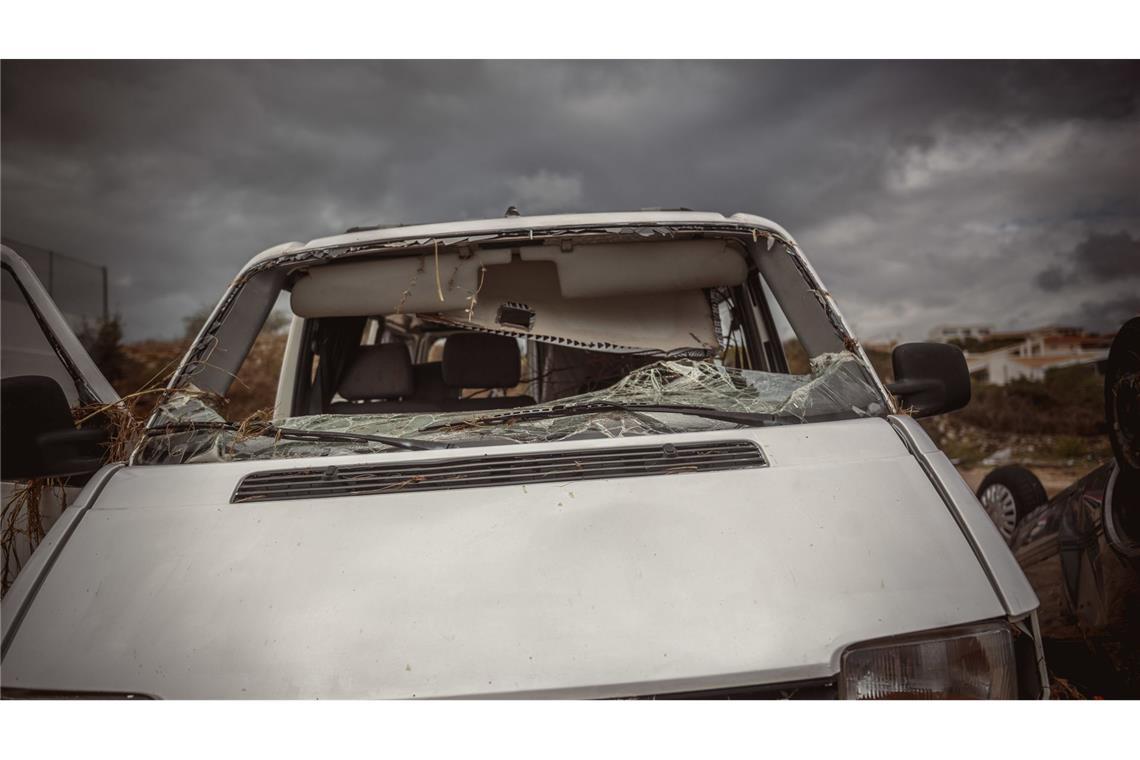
[151,389,228,426]
[138,352,885,464]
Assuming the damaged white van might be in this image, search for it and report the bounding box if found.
[0,210,1047,699]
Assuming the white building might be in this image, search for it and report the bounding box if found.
[928,324,994,343]
[964,330,1111,386]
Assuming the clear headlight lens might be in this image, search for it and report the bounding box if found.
[839,621,1017,699]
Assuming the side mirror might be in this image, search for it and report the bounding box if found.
[886,342,971,418]
[1,375,107,480]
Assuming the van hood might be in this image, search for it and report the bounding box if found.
[1,418,1005,698]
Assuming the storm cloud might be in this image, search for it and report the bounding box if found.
[2,60,1138,341]
[1037,230,1140,291]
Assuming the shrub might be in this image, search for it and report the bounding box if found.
[78,315,128,386]
[953,369,1105,436]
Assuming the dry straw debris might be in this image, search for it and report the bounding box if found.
[1,329,285,597]
[1,479,66,595]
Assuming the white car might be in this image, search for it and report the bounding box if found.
[0,210,1046,699]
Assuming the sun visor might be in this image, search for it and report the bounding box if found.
[291,249,512,318]
[519,239,747,298]
[413,258,715,354]
[430,295,718,355]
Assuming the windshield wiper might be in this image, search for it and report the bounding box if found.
[268,425,453,451]
[421,401,780,432]
[146,420,451,452]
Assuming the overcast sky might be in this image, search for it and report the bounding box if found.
[3,60,1138,342]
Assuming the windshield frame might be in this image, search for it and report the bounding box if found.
[135,216,896,465]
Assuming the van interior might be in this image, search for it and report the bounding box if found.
[280,236,791,418]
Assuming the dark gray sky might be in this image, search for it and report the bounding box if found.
[3,60,1138,341]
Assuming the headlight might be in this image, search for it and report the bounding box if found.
[839,621,1017,699]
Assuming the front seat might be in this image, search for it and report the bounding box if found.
[328,343,429,414]
[406,361,459,406]
[439,332,534,411]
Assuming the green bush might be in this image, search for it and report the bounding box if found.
[953,367,1105,436]
[78,315,128,386]
[1049,435,1092,460]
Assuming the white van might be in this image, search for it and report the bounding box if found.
[0,210,1046,698]
[1,249,118,582]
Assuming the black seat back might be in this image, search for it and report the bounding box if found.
[408,362,458,403]
[329,344,414,414]
[440,333,533,411]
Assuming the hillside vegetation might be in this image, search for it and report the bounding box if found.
[788,339,1109,467]
[82,312,288,423]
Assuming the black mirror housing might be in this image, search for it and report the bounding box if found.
[1,375,107,480]
[887,342,971,418]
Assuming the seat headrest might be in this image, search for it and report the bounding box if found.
[338,344,414,401]
[410,362,457,401]
[442,333,520,388]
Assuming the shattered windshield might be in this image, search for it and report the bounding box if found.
[136,351,887,464]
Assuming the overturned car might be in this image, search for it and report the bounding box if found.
[976,318,1139,696]
[1,210,1047,698]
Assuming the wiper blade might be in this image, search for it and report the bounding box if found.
[146,420,451,452]
[614,404,780,426]
[421,401,779,432]
[267,425,453,452]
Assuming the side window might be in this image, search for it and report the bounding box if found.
[361,317,381,346]
[754,273,809,374]
[717,291,753,370]
[290,316,370,416]
[376,318,414,355]
[225,292,291,420]
[1,266,82,406]
[424,336,446,363]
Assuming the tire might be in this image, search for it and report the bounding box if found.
[1105,316,1140,474]
[977,465,1047,543]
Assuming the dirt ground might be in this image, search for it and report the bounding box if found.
[957,462,1103,499]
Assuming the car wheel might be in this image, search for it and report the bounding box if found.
[977,465,1047,542]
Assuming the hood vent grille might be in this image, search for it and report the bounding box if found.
[231,440,765,503]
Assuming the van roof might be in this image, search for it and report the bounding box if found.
[242,210,795,274]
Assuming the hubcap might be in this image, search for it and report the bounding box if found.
[980,483,1018,540]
